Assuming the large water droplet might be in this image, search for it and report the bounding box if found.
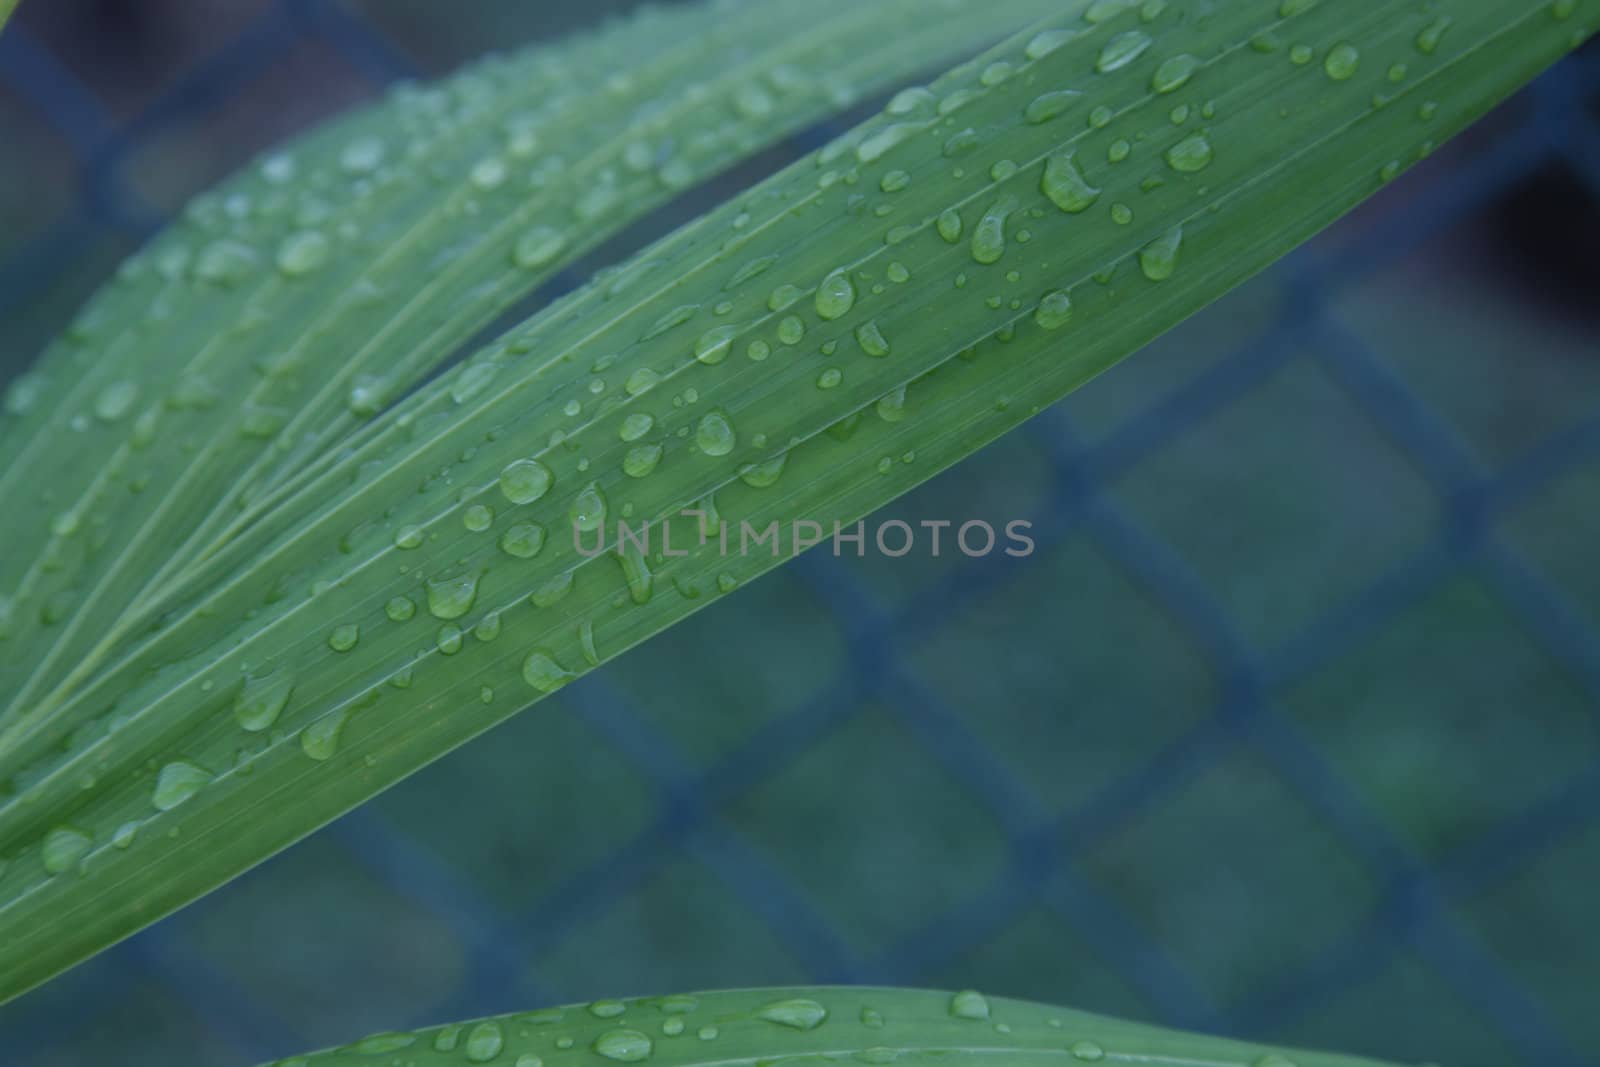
[856,320,891,357]
[426,571,480,620]
[571,483,608,532]
[234,668,294,732]
[1096,31,1152,73]
[1041,152,1101,213]
[971,196,1018,264]
[1165,133,1214,173]
[276,231,331,277]
[1035,290,1073,330]
[500,458,554,504]
[1139,226,1183,281]
[501,522,546,558]
[949,990,990,1020]
[594,1030,653,1062]
[93,381,139,422]
[466,1022,505,1063]
[42,827,92,874]
[514,226,568,269]
[696,411,737,456]
[758,998,828,1030]
[301,708,349,761]
[1152,54,1199,93]
[1323,43,1360,80]
[815,269,856,320]
[152,760,211,812]
[523,649,575,693]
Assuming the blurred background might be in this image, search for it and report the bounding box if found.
[1,2,1598,1066]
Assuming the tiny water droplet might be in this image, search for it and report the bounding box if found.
[328,623,360,652]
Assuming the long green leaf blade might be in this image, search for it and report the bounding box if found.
[0,0,1591,1007]
[0,0,1056,724]
[258,987,1392,1067]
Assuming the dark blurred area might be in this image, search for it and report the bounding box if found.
[2,3,1599,1067]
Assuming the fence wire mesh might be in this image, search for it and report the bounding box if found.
[1,3,1598,1067]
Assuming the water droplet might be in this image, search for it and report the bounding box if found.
[1097,31,1152,73]
[193,239,258,287]
[815,269,856,320]
[817,368,843,389]
[1416,16,1452,54]
[465,1022,505,1063]
[1035,290,1073,329]
[328,623,360,652]
[514,226,568,269]
[352,1033,417,1054]
[1152,54,1199,93]
[695,325,740,365]
[517,1056,544,1067]
[394,524,425,550]
[463,504,495,533]
[235,669,294,732]
[1025,90,1080,124]
[1026,29,1075,59]
[426,572,480,620]
[949,990,990,1020]
[624,444,663,478]
[500,458,554,504]
[856,123,920,164]
[618,413,654,442]
[856,320,891,357]
[1139,226,1183,281]
[768,284,805,312]
[1041,152,1101,213]
[42,827,92,874]
[340,135,385,174]
[625,368,661,396]
[386,595,417,622]
[276,231,330,277]
[571,482,608,531]
[740,453,788,488]
[1165,133,1214,172]
[153,760,212,811]
[437,625,464,655]
[880,169,912,192]
[1324,43,1360,80]
[93,381,138,422]
[971,196,1017,264]
[1071,1041,1106,1062]
[758,998,828,1030]
[696,411,737,456]
[937,208,964,243]
[523,649,575,693]
[300,707,349,761]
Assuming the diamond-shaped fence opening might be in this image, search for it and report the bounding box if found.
[1,4,1598,1067]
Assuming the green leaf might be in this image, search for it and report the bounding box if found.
[255,987,1393,1067]
[0,0,1058,726]
[0,0,1592,1007]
